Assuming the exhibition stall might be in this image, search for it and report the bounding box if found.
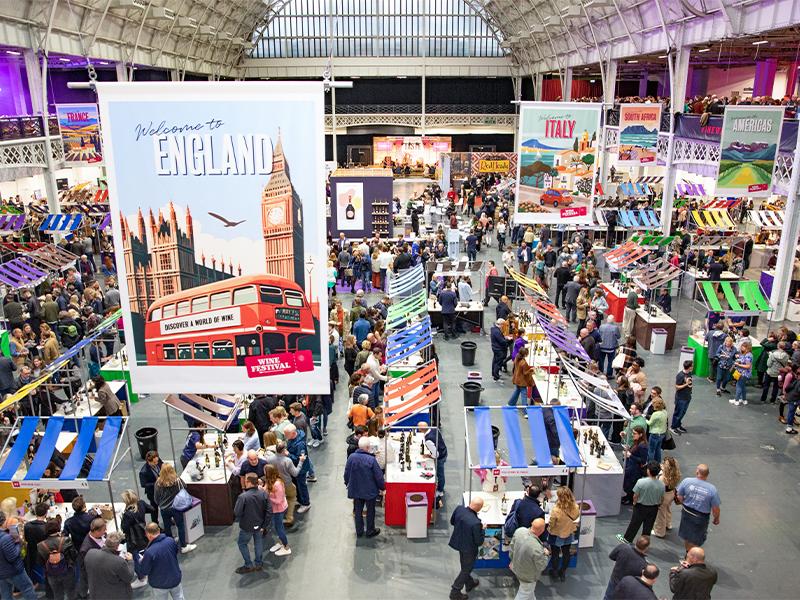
[383,426,438,527]
[328,168,394,239]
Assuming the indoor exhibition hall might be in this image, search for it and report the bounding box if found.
[0,1,799,599]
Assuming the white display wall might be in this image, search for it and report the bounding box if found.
[0,165,104,203]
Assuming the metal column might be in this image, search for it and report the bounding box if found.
[769,131,800,321]
[660,47,691,235]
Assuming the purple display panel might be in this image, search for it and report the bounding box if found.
[538,317,591,362]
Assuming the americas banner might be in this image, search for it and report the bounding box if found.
[97,82,329,394]
[716,106,784,197]
[617,104,661,165]
[515,102,602,224]
[55,103,103,164]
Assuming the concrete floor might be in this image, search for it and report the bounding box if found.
[96,241,800,600]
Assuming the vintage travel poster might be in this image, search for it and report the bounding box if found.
[335,181,364,231]
[98,82,328,394]
[716,105,784,197]
[55,103,103,164]
[515,102,602,225]
[617,104,661,165]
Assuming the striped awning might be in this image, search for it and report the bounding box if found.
[383,359,441,426]
[426,259,484,277]
[0,416,125,484]
[24,244,79,271]
[703,199,742,210]
[748,210,784,229]
[388,264,425,299]
[617,209,661,229]
[618,182,651,197]
[27,204,49,215]
[604,241,651,269]
[676,182,707,197]
[95,214,112,230]
[0,214,26,234]
[560,357,630,419]
[630,233,678,247]
[691,209,735,230]
[0,257,48,288]
[469,406,582,469]
[0,242,48,252]
[629,257,683,290]
[698,280,772,315]
[39,213,84,233]
[385,316,433,366]
[386,289,427,330]
[164,394,243,431]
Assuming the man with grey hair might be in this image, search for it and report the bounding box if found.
[343,436,384,538]
[84,531,135,599]
[510,517,549,600]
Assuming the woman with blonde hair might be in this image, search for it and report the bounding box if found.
[652,456,682,538]
[269,406,291,440]
[263,464,291,556]
[262,430,279,453]
[120,489,153,588]
[153,464,195,554]
[547,486,580,582]
[354,340,371,371]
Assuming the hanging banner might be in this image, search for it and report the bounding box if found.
[716,106,784,197]
[55,103,103,164]
[617,104,661,165]
[515,101,601,224]
[97,82,328,394]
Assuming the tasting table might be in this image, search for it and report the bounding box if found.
[24,502,126,533]
[427,298,484,331]
[633,307,677,351]
[572,425,623,517]
[52,380,128,432]
[686,333,762,378]
[682,268,740,299]
[101,347,138,404]
[384,432,436,527]
[600,283,644,322]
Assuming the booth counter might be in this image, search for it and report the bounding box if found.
[52,381,128,426]
[384,432,436,526]
[634,307,677,351]
[600,283,644,322]
[572,425,623,517]
[464,490,525,568]
[686,333,762,378]
[179,432,244,526]
[427,298,484,331]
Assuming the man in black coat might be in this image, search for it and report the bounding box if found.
[604,536,650,600]
[0,356,16,398]
[669,547,717,600]
[515,485,545,530]
[448,498,485,600]
[233,473,272,574]
[78,518,107,599]
[138,451,163,522]
[612,564,660,600]
[438,284,459,341]
[247,395,278,443]
[490,319,510,382]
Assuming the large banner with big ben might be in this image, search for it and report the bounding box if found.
[98,82,329,394]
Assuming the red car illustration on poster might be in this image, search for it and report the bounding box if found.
[539,188,573,207]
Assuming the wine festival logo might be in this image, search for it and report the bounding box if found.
[98,82,329,395]
[515,102,602,224]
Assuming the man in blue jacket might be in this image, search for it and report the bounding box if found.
[448,497,485,600]
[0,514,37,600]
[136,523,184,599]
[343,437,385,538]
[352,310,371,347]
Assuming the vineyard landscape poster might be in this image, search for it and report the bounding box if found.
[55,103,103,164]
[618,104,661,165]
[97,82,329,394]
[716,105,784,198]
[515,102,602,224]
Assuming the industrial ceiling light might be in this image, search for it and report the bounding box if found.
[698,47,711,53]
[5,50,21,55]
[109,0,147,8]
[752,40,768,45]
[148,7,175,20]
[627,60,638,63]
[175,16,198,28]
[584,67,590,70]
[58,57,71,62]
[658,55,668,58]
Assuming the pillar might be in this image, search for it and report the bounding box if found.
[169,69,180,82]
[753,58,777,97]
[786,61,799,97]
[771,129,800,320]
[603,59,617,105]
[563,66,573,101]
[23,49,43,114]
[533,73,543,102]
[115,62,128,82]
[638,71,649,98]
[660,46,691,235]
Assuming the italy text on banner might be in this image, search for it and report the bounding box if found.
[716,106,784,198]
[97,82,329,394]
[515,102,602,225]
[55,104,103,164]
[617,104,661,165]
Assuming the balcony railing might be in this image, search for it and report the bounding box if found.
[325,103,516,115]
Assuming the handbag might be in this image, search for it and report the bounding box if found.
[662,428,676,450]
[732,369,741,381]
[172,488,195,511]
[611,350,626,370]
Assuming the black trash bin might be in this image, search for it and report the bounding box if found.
[135,427,158,461]
[460,341,477,366]
[491,426,500,450]
[461,381,484,406]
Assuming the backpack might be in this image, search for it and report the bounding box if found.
[126,519,148,550]
[39,537,69,577]
[503,499,522,539]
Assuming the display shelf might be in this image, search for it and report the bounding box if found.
[371,200,391,237]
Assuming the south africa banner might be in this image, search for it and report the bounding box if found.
[618,104,661,165]
[716,106,784,197]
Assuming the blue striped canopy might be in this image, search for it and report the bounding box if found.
[470,406,582,470]
[39,213,83,233]
[0,416,124,482]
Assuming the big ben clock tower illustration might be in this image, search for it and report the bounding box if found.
[261,132,305,287]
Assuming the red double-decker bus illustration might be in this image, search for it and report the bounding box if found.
[144,275,316,367]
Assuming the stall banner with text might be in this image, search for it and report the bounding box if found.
[98,82,329,394]
[55,103,103,164]
[716,106,784,198]
[617,104,661,165]
[515,102,602,224]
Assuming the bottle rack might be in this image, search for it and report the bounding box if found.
[371,200,390,236]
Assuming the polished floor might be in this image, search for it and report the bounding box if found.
[96,241,799,600]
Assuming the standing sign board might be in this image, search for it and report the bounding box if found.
[55,103,103,164]
[716,106,784,197]
[515,102,602,224]
[98,82,329,394]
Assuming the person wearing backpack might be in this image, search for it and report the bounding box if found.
[136,523,184,600]
[120,490,153,590]
[0,513,37,600]
[36,519,77,600]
